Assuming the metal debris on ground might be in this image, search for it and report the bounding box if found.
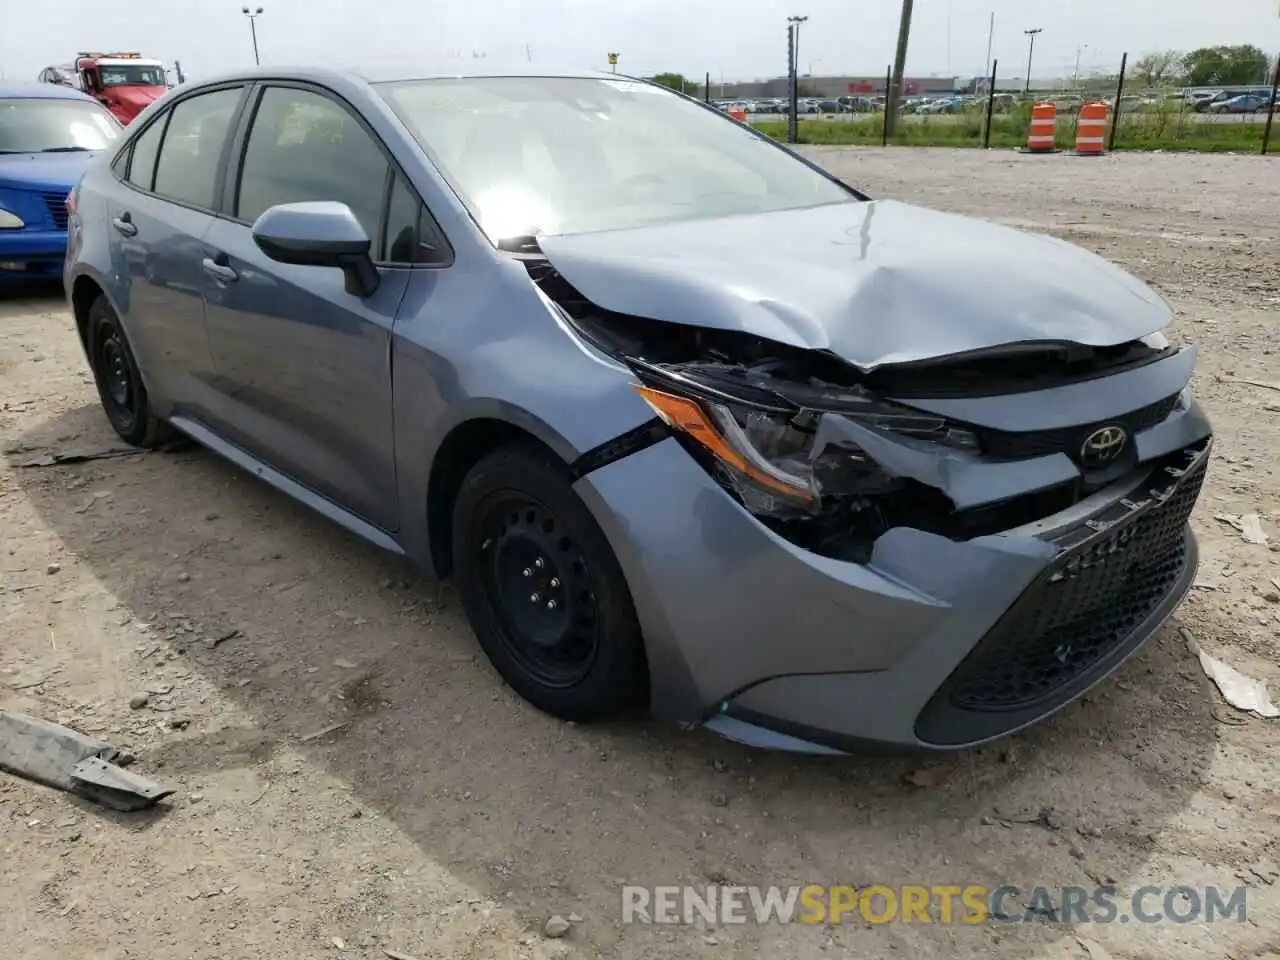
[0,711,175,811]
[299,722,348,743]
[1182,631,1279,719]
[16,448,145,468]
[14,438,193,468]
[1215,375,1280,393]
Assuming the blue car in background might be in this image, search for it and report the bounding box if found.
[0,83,123,281]
[1209,93,1275,114]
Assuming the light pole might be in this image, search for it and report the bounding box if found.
[984,11,995,75]
[1023,27,1042,95]
[241,6,263,66]
[787,15,808,85]
[1073,44,1088,89]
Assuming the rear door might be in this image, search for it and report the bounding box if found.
[200,83,415,532]
[106,84,248,420]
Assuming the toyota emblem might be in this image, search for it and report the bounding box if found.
[1080,425,1128,467]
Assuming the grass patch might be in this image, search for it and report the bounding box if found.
[751,111,1270,153]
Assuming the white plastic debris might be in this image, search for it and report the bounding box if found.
[1214,513,1269,544]
[1184,634,1279,719]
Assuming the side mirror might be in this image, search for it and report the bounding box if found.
[251,201,380,298]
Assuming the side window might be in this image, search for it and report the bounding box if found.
[236,86,389,239]
[125,114,166,191]
[382,174,447,265]
[153,87,242,209]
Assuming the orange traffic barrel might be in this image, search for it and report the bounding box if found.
[1021,102,1058,153]
[1073,101,1108,155]
[728,108,747,122]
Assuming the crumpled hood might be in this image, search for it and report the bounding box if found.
[536,198,1172,371]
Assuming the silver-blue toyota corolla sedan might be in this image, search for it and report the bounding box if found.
[65,64,1213,754]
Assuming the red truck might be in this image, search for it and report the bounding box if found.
[38,52,168,125]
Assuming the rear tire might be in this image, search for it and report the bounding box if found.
[87,295,173,448]
[452,442,647,721]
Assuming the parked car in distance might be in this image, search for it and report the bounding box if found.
[0,82,122,281]
[838,95,877,112]
[67,64,1212,754]
[919,97,960,114]
[1210,93,1274,114]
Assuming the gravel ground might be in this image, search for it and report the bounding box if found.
[2,147,1279,960]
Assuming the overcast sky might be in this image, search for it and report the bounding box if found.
[5,0,1279,84]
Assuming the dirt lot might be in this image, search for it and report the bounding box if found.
[2,148,1278,960]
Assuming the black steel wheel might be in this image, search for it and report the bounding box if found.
[453,443,647,720]
[87,296,173,448]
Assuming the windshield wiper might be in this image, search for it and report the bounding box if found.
[40,146,93,153]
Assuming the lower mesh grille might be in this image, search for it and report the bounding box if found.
[916,442,1208,744]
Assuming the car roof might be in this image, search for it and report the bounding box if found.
[0,81,97,102]
[180,61,628,90]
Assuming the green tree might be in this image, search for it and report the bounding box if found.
[1132,50,1183,87]
[1180,45,1269,86]
[647,72,699,96]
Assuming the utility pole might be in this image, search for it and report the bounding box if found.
[787,15,808,83]
[241,6,264,66]
[1023,28,1042,95]
[885,0,913,138]
[1073,44,1087,89]
[786,22,797,143]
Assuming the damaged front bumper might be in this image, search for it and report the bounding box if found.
[572,393,1212,753]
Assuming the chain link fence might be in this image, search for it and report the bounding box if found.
[733,52,1280,154]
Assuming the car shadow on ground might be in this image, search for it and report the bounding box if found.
[11,400,1222,953]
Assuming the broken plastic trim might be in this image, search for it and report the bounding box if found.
[569,418,669,480]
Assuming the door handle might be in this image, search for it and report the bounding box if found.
[201,256,238,283]
[111,213,137,237]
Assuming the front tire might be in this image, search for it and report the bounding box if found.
[87,296,173,448]
[452,442,647,721]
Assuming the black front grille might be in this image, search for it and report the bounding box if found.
[976,393,1181,462]
[43,192,69,230]
[916,442,1208,745]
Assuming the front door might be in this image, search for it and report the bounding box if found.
[201,84,406,533]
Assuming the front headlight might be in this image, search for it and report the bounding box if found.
[0,209,24,230]
[634,383,969,518]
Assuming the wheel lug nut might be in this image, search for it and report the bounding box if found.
[530,592,541,603]
[549,577,560,588]
[522,567,532,577]
[535,557,545,569]
[546,600,557,611]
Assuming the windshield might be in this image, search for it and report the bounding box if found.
[100,65,166,86]
[0,98,122,153]
[380,76,856,242]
